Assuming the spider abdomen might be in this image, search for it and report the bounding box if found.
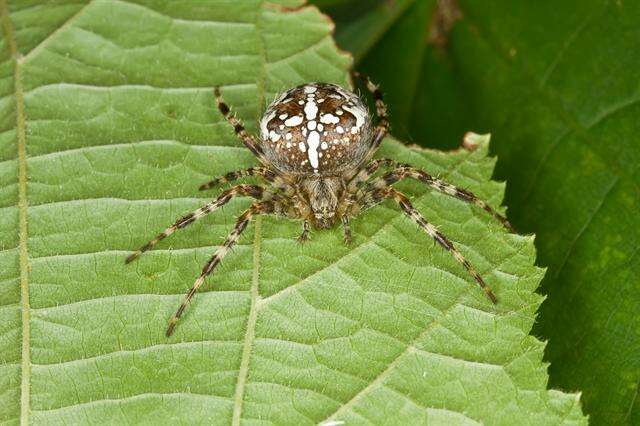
[259,83,372,176]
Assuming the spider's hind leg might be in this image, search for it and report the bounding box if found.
[352,72,389,157]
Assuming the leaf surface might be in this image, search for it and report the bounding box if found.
[0,1,585,424]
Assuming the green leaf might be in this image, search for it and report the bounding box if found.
[0,1,585,424]
[327,0,639,423]
[313,0,416,63]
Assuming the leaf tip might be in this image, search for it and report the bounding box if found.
[462,131,491,151]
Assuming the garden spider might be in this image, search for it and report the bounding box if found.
[126,74,513,336]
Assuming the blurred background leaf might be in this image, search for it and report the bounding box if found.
[311,0,640,424]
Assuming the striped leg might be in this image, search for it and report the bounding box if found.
[353,72,389,159]
[341,215,352,244]
[297,220,311,243]
[199,167,276,191]
[366,166,514,231]
[125,184,265,264]
[356,187,389,212]
[343,158,402,218]
[166,200,275,336]
[215,87,266,162]
[383,188,497,303]
[347,158,402,191]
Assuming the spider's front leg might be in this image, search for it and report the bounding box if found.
[199,167,276,191]
[214,87,268,163]
[354,187,498,304]
[125,184,265,263]
[166,199,278,337]
[339,158,405,244]
[366,166,514,232]
[347,158,403,192]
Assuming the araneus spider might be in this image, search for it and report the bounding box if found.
[126,74,513,337]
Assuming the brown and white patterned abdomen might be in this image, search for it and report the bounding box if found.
[259,83,373,176]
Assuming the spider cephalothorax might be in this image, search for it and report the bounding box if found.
[126,75,514,336]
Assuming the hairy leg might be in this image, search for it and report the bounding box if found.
[199,167,276,191]
[125,184,265,263]
[297,220,310,243]
[366,166,514,231]
[354,187,497,303]
[341,215,352,244]
[353,72,389,161]
[165,200,276,336]
[215,87,267,163]
[347,158,403,191]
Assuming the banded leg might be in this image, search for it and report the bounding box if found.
[166,200,275,336]
[383,188,497,303]
[199,167,276,191]
[125,184,265,264]
[343,158,403,217]
[366,166,514,231]
[297,220,310,243]
[353,72,389,158]
[215,87,266,162]
[341,215,352,244]
[347,158,403,191]
[355,187,390,212]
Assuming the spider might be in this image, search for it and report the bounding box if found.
[125,74,513,337]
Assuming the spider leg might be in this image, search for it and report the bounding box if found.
[166,200,275,336]
[214,87,267,163]
[354,187,389,212]
[370,187,497,303]
[199,167,276,191]
[353,72,389,161]
[366,166,514,231]
[343,159,403,219]
[125,184,265,264]
[297,220,311,243]
[341,215,352,244]
[347,158,402,191]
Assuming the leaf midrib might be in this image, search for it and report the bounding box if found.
[0,0,31,423]
[231,1,269,423]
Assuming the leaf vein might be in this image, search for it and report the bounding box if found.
[0,2,32,423]
[31,339,243,368]
[21,1,92,63]
[32,391,233,414]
